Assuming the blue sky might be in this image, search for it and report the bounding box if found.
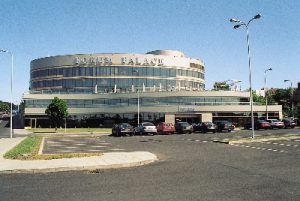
[0,0,299,103]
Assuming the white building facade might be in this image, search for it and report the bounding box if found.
[23,50,282,128]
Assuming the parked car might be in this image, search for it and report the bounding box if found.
[193,122,217,133]
[227,122,235,131]
[282,119,296,128]
[266,119,284,129]
[156,122,176,134]
[214,120,232,132]
[244,120,271,130]
[112,123,134,136]
[175,122,193,134]
[134,122,157,135]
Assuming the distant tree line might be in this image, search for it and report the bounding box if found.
[253,88,300,119]
[0,101,19,112]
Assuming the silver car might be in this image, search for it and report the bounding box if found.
[134,122,157,135]
[267,119,284,129]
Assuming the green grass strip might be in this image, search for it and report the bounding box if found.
[4,135,42,159]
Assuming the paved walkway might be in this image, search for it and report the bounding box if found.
[0,137,157,174]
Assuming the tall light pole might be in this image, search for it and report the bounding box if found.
[284,79,294,119]
[133,69,140,125]
[230,14,262,138]
[0,49,14,138]
[264,68,272,120]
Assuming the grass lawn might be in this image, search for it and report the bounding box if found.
[27,128,112,133]
[4,135,102,160]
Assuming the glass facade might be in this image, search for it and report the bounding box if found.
[30,65,204,93]
[25,96,247,108]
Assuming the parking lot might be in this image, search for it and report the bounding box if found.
[2,127,300,201]
[42,135,125,154]
[41,127,300,156]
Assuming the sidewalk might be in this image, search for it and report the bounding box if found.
[0,137,157,174]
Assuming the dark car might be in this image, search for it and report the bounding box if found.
[156,122,176,134]
[193,122,216,133]
[112,123,134,136]
[214,121,232,132]
[134,122,157,135]
[244,120,271,130]
[175,122,193,134]
[282,119,296,128]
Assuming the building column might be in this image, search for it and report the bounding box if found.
[278,111,283,120]
[165,114,175,124]
[201,113,213,122]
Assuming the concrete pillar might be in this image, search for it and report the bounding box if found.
[201,113,213,122]
[278,111,283,120]
[165,114,175,124]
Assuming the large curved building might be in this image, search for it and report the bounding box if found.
[30,50,205,93]
[23,50,282,128]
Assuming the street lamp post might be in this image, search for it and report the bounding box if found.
[133,70,140,125]
[230,14,262,138]
[284,79,294,119]
[264,68,272,120]
[0,49,13,138]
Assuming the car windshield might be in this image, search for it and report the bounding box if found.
[142,122,154,126]
[179,123,190,126]
[120,123,132,128]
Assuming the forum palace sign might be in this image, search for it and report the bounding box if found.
[74,56,164,66]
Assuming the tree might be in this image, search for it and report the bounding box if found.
[45,97,69,130]
[0,101,10,112]
[252,91,275,105]
[271,88,292,117]
[294,103,300,120]
[213,82,230,91]
[252,92,265,105]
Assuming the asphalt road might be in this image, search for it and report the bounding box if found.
[0,128,299,201]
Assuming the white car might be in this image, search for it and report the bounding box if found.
[134,122,157,135]
[266,119,284,129]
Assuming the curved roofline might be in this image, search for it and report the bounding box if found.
[32,50,189,62]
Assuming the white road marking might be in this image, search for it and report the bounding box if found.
[91,145,106,148]
[109,148,125,151]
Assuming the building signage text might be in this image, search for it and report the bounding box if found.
[74,56,164,66]
[179,107,196,112]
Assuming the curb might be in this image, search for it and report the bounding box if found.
[2,158,157,174]
[0,152,158,174]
